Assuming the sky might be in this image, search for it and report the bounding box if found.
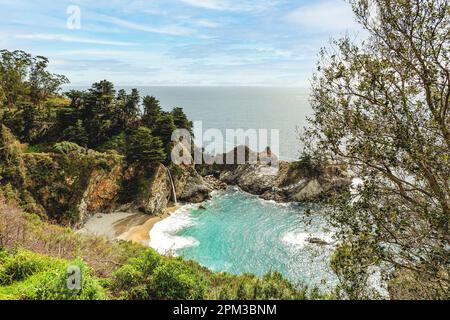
[0,0,364,86]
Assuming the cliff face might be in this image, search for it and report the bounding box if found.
[20,150,123,226]
[77,162,123,223]
[131,163,172,215]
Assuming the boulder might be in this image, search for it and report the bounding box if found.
[307,237,330,246]
[175,167,211,203]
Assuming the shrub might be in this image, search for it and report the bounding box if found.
[110,249,162,299]
[0,250,106,300]
[53,141,86,155]
[151,260,206,300]
[0,250,51,285]
[290,153,323,178]
[110,249,206,300]
[15,258,106,300]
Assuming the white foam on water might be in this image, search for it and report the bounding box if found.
[282,231,310,248]
[150,205,200,255]
[282,231,335,249]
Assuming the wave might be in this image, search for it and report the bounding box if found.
[149,205,199,255]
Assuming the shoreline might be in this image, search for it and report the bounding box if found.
[78,205,181,246]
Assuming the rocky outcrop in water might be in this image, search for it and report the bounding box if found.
[199,147,352,203]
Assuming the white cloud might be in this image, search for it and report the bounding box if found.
[285,1,359,31]
[15,33,139,46]
[180,0,228,10]
[193,19,220,28]
[180,0,278,12]
[105,16,193,36]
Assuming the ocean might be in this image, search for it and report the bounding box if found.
[124,86,312,161]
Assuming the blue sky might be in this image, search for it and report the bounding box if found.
[0,0,363,86]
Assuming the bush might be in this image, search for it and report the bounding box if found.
[0,250,51,285]
[0,250,106,300]
[152,260,206,300]
[15,258,106,300]
[53,141,86,155]
[290,153,323,178]
[110,249,205,300]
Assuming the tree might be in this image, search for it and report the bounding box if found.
[121,88,140,129]
[171,107,193,134]
[0,50,31,109]
[142,96,162,128]
[304,0,449,299]
[153,112,177,147]
[63,120,89,147]
[125,127,166,164]
[29,56,69,107]
[82,81,119,147]
[0,50,68,110]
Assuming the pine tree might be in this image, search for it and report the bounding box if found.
[125,126,167,164]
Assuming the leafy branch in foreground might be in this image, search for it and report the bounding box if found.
[303,0,449,299]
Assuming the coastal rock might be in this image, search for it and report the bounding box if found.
[174,166,211,203]
[203,175,227,191]
[307,237,330,246]
[219,164,278,195]
[137,164,171,215]
[78,162,122,224]
[290,179,323,202]
[200,147,352,203]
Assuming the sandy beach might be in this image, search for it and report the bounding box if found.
[78,206,180,245]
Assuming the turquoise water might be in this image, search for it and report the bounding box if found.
[150,188,337,288]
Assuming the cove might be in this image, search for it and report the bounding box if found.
[150,188,337,288]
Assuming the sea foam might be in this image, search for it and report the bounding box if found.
[150,205,199,255]
[282,231,335,249]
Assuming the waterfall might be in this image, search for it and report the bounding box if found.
[167,168,178,205]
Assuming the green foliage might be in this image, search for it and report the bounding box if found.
[0,249,106,300]
[0,50,68,110]
[154,112,177,147]
[142,96,162,128]
[171,107,193,135]
[0,250,51,285]
[98,132,126,153]
[53,141,86,155]
[290,153,323,178]
[109,249,328,300]
[304,0,450,299]
[110,249,205,300]
[62,120,89,147]
[152,260,206,300]
[125,127,166,164]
